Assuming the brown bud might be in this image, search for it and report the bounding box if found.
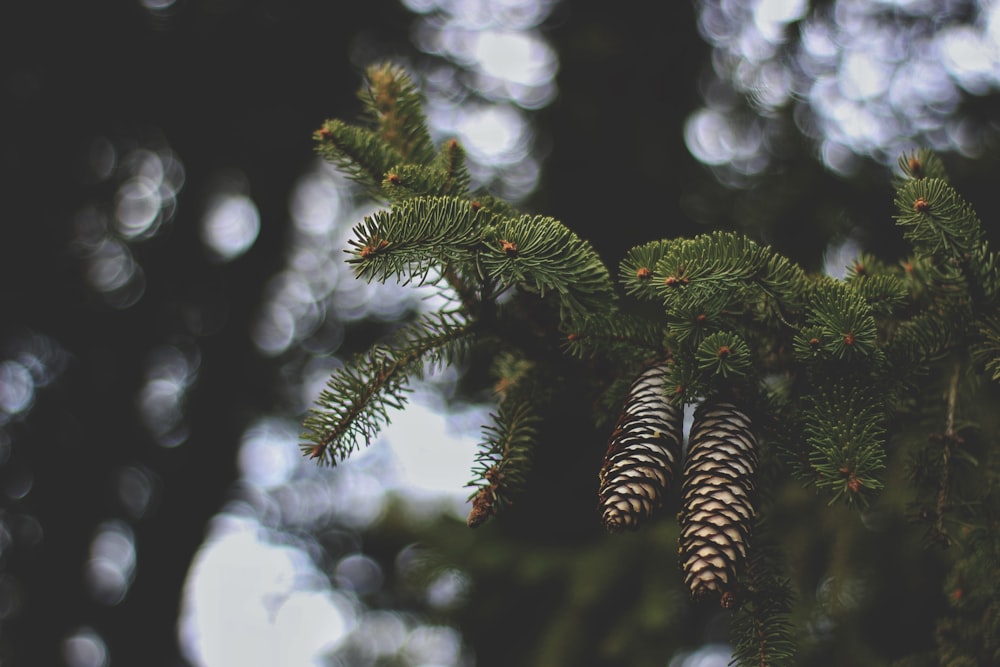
[500,239,518,257]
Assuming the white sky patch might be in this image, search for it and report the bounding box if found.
[179,517,356,667]
[823,235,862,278]
[368,398,486,506]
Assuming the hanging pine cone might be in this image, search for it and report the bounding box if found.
[598,362,684,532]
[679,400,758,605]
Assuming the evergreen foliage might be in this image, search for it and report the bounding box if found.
[303,63,1000,666]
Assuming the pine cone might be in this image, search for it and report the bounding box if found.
[598,362,684,532]
[679,400,757,604]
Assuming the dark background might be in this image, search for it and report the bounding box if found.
[3,1,1000,665]
[5,2,420,664]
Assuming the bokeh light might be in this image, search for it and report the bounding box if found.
[178,516,356,667]
[63,627,109,667]
[115,464,160,519]
[669,643,733,667]
[201,193,261,261]
[687,0,1000,181]
[0,361,35,419]
[405,0,558,200]
[136,343,200,448]
[85,520,137,606]
[179,2,558,663]
[73,136,184,308]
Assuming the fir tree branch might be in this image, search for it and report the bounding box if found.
[803,384,886,506]
[696,330,752,379]
[480,214,617,324]
[894,178,985,263]
[301,312,475,464]
[896,148,948,183]
[562,311,666,359]
[619,239,684,301]
[933,362,962,546]
[361,63,436,165]
[972,315,1000,381]
[466,397,539,527]
[347,196,488,285]
[729,536,795,667]
[381,163,455,201]
[845,273,908,317]
[432,138,471,197]
[802,280,879,362]
[314,120,403,197]
[654,232,806,324]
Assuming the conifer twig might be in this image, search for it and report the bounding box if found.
[934,362,962,545]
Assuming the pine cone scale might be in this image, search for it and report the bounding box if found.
[598,362,683,532]
[679,400,758,602]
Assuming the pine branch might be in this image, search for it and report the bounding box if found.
[800,279,880,362]
[432,138,472,197]
[619,239,684,301]
[936,513,1000,664]
[972,315,1000,381]
[695,330,753,379]
[380,164,456,201]
[803,384,886,506]
[896,148,949,183]
[347,196,487,285]
[894,178,985,264]
[654,232,806,323]
[728,536,795,667]
[931,362,962,546]
[314,120,403,197]
[562,310,666,360]
[301,312,475,464]
[381,141,473,202]
[314,64,444,201]
[466,397,539,527]
[480,214,617,324]
[360,62,436,165]
[845,272,908,317]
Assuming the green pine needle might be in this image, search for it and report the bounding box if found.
[654,231,805,322]
[432,138,472,197]
[729,538,796,667]
[847,273,908,317]
[314,120,403,198]
[619,239,684,301]
[894,178,985,261]
[480,214,617,324]
[301,311,475,464]
[466,398,539,527]
[804,280,879,361]
[696,330,752,379]
[803,384,887,506]
[347,196,488,285]
[896,148,948,182]
[360,63,436,165]
[973,315,1000,382]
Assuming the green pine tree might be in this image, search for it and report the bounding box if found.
[302,63,1000,667]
